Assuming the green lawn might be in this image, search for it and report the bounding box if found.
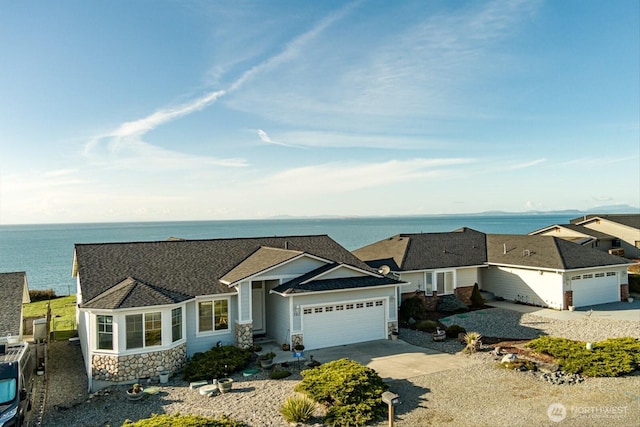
[23,295,77,340]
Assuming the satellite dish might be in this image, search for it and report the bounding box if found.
[378,265,391,275]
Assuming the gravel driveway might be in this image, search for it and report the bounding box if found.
[38,307,640,426]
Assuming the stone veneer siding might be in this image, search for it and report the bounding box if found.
[235,322,253,349]
[92,343,186,382]
[454,286,473,305]
[291,334,303,348]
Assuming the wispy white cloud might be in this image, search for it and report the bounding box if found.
[257,158,473,195]
[227,2,359,93]
[256,129,305,149]
[507,158,546,170]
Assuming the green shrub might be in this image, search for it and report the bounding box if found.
[295,359,388,426]
[269,369,292,379]
[437,295,468,313]
[183,345,251,382]
[28,289,58,302]
[416,319,439,332]
[280,395,317,424]
[470,283,484,307]
[399,296,426,321]
[527,336,640,377]
[445,324,466,338]
[122,413,246,426]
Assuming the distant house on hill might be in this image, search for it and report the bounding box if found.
[529,213,640,259]
[0,272,31,343]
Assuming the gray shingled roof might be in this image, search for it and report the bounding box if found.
[0,272,28,337]
[81,277,192,309]
[487,234,631,270]
[75,235,374,309]
[220,247,304,285]
[353,228,487,271]
[571,214,640,229]
[529,224,614,240]
[272,263,405,294]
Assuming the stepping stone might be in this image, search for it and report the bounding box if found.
[190,380,208,389]
[199,384,220,396]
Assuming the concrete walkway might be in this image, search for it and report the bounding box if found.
[260,339,477,381]
[487,299,640,321]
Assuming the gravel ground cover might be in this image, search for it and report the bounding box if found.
[39,308,640,427]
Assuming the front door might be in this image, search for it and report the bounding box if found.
[252,282,265,334]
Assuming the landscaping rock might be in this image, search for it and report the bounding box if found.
[501,353,517,364]
[539,371,584,385]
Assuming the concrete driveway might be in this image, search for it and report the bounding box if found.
[294,339,478,381]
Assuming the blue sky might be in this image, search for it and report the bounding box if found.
[1,0,638,224]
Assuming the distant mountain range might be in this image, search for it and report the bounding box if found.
[267,204,639,220]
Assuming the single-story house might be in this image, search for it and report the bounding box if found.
[0,272,31,343]
[530,214,640,259]
[483,234,632,309]
[353,229,632,311]
[352,227,487,307]
[72,235,404,391]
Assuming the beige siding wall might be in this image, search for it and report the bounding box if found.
[481,266,564,309]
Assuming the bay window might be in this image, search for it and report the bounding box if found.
[126,312,161,349]
[97,315,113,350]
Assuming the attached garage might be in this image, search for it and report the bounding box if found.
[571,272,620,307]
[302,299,387,350]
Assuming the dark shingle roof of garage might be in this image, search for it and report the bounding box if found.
[487,234,631,270]
[272,263,405,295]
[353,227,487,271]
[74,235,374,309]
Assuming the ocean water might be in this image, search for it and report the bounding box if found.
[0,214,576,296]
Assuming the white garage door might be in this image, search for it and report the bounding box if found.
[302,299,386,350]
[572,272,619,307]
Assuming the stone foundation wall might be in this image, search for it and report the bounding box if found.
[454,287,473,305]
[235,322,253,349]
[620,284,629,301]
[92,343,186,382]
[291,334,303,348]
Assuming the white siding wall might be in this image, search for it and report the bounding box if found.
[399,272,425,293]
[267,257,326,277]
[456,267,480,288]
[266,293,291,345]
[482,266,564,309]
[238,282,251,322]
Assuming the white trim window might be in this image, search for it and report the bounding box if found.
[172,307,183,342]
[96,315,113,350]
[198,298,229,333]
[126,312,162,350]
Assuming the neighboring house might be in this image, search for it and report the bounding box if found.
[530,214,640,259]
[72,235,404,391]
[484,234,631,310]
[352,228,487,306]
[354,229,632,311]
[0,272,31,343]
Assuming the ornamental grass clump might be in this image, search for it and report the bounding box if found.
[280,395,317,424]
[295,358,388,426]
[463,331,482,353]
